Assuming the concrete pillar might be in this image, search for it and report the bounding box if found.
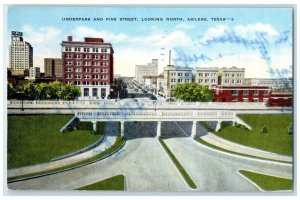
[157,121,162,138]
[120,121,125,137]
[92,121,97,132]
[191,121,197,138]
[215,121,222,132]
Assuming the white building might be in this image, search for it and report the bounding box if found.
[244,78,292,89]
[195,66,245,87]
[135,59,158,83]
[9,31,33,75]
[162,65,193,97]
[27,67,40,80]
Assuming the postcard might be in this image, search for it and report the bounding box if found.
[5,5,294,193]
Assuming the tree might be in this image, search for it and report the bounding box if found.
[7,83,15,99]
[37,82,51,100]
[60,83,81,100]
[48,81,63,99]
[172,83,214,102]
[21,82,38,100]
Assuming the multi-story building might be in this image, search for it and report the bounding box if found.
[9,31,33,75]
[61,36,114,99]
[44,58,63,78]
[195,66,245,87]
[244,78,292,89]
[212,85,272,104]
[163,65,193,97]
[28,67,40,79]
[135,59,158,83]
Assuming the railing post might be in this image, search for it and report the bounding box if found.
[157,121,162,138]
[120,121,125,137]
[191,120,197,138]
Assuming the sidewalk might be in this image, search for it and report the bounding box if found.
[200,132,292,163]
[7,122,118,178]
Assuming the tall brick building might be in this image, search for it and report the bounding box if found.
[61,36,114,99]
[44,58,63,78]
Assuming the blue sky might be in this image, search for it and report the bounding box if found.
[7,6,293,78]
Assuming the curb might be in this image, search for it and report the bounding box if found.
[7,139,127,184]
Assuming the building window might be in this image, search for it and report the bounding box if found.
[93,61,100,66]
[93,75,100,79]
[242,98,248,102]
[225,79,229,83]
[232,80,235,83]
[253,98,259,102]
[74,54,82,59]
[171,78,176,83]
[92,48,98,52]
[74,47,81,52]
[185,79,189,83]
[211,79,216,83]
[101,88,106,98]
[205,73,209,77]
[184,73,190,76]
[205,79,209,83]
[101,48,108,53]
[237,80,242,84]
[93,68,100,73]
[65,54,72,59]
[84,54,91,59]
[199,79,203,83]
[84,61,91,66]
[254,90,259,96]
[199,73,203,77]
[102,55,108,60]
[65,47,72,52]
[243,90,248,95]
[171,72,176,76]
[92,88,98,96]
[65,74,73,79]
[211,73,216,77]
[232,90,238,96]
[66,61,73,66]
[178,73,183,76]
[74,74,82,79]
[264,90,269,95]
[75,61,82,66]
[84,88,89,96]
[93,55,100,59]
[84,48,90,52]
[171,85,175,89]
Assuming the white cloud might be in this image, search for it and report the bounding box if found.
[233,23,280,40]
[174,23,195,30]
[71,26,128,43]
[22,25,62,46]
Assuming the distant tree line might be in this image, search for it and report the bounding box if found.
[7,81,81,100]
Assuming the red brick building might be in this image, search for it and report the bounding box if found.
[61,36,114,99]
[269,93,293,107]
[212,85,292,107]
[212,85,271,103]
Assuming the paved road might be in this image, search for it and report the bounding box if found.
[8,121,293,192]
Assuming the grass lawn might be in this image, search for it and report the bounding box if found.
[239,170,293,191]
[8,115,104,169]
[77,174,125,190]
[159,138,197,189]
[214,114,293,156]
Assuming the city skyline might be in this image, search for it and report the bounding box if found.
[7,6,293,78]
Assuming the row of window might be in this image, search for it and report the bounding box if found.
[83,88,107,97]
[66,81,108,86]
[197,72,244,77]
[224,73,243,78]
[198,79,216,84]
[224,79,242,84]
[170,79,190,83]
[231,90,270,95]
[65,47,109,53]
[65,61,109,67]
[65,74,108,79]
[170,72,191,77]
[65,68,108,73]
[65,54,109,60]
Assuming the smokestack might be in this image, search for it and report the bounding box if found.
[67,36,73,42]
[169,50,171,65]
